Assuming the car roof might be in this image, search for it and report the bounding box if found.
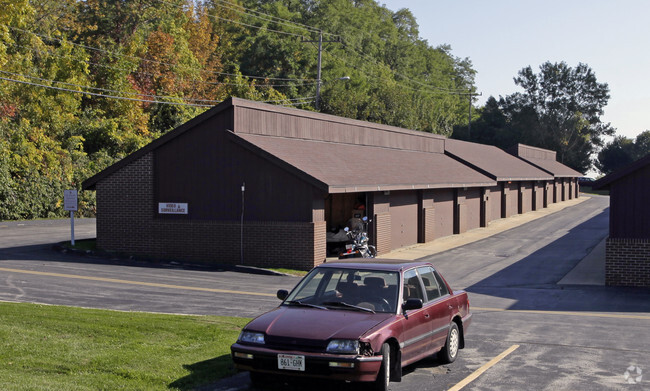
[317,259,432,272]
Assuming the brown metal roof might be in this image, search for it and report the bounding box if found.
[509,143,583,177]
[592,153,650,190]
[515,156,583,178]
[444,139,553,181]
[82,97,447,190]
[232,133,496,193]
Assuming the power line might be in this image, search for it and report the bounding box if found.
[319,41,471,95]
[0,75,214,107]
[5,24,315,82]
[0,71,317,107]
[153,0,308,39]
[0,70,222,104]
[10,41,317,88]
[210,0,339,39]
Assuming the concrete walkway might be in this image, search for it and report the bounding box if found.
[381,195,606,285]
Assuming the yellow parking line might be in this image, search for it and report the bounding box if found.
[0,267,276,297]
[473,306,650,321]
[448,344,519,391]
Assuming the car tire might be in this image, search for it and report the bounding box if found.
[371,343,390,391]
[439,322,460,364]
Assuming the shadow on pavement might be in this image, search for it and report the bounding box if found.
[465,207,650,313]
[0,241,282,276]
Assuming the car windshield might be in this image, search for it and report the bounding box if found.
[283,267,400,313]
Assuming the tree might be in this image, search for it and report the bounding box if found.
[1,0,477,220]
[460,62,614,173]
[596,130,650,174]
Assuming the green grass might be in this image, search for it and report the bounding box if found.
[62,238,97,251]
[0,302,249,390]
[267,268,308,276]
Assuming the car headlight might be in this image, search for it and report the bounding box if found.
[326,339,359,354]
[239,331,265,344]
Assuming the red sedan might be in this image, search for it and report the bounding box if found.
[231,260,472,390]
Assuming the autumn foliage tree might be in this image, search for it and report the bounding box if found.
[0,0,477,220]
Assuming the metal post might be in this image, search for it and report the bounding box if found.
[70,210,75,246]
[240,182,245,265]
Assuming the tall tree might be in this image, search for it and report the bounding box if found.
[459,62,614,173]
[508,62,614,172]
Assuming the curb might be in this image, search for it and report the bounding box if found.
[52,242,286,276]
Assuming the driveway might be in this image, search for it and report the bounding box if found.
[0,219,298,317]
[1,195,649,390]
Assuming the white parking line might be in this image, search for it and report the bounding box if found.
[448,344,520,391]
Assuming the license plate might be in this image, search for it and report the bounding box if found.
[278,354,305,371]
[345,244,354,250]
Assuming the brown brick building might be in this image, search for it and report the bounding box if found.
[592,154,650,287]
[83,98,581,270]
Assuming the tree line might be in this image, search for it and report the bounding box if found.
[0,0,476,220]
[0,0,640,221]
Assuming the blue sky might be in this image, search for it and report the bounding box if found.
[380,0,650,140]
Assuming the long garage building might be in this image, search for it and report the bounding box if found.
[83,98,580,270]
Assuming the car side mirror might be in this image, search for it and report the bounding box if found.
[402,298,423,312]
[277,289,289,301]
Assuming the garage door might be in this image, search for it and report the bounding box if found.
[390,191,418,249]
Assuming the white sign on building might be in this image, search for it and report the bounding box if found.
[158,202,188,214]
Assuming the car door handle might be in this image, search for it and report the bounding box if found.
[448,305,453,310]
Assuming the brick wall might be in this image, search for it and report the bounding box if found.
[605,238,650,287]
[96,152,154,253]
[95,152,325,271]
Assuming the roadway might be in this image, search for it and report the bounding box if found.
[1,195,649,390]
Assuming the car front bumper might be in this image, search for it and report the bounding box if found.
[231,342,383,382]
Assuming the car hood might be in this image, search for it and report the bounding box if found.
[246,306,393,340]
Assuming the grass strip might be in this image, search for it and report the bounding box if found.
[0,302,249,390]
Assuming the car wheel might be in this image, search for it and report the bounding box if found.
[439,322,459,364]
[371,343,390,391]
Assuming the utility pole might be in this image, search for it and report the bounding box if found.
[302,30,341,110]
[465,91,482,139]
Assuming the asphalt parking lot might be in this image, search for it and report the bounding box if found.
[1,195,649,390]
